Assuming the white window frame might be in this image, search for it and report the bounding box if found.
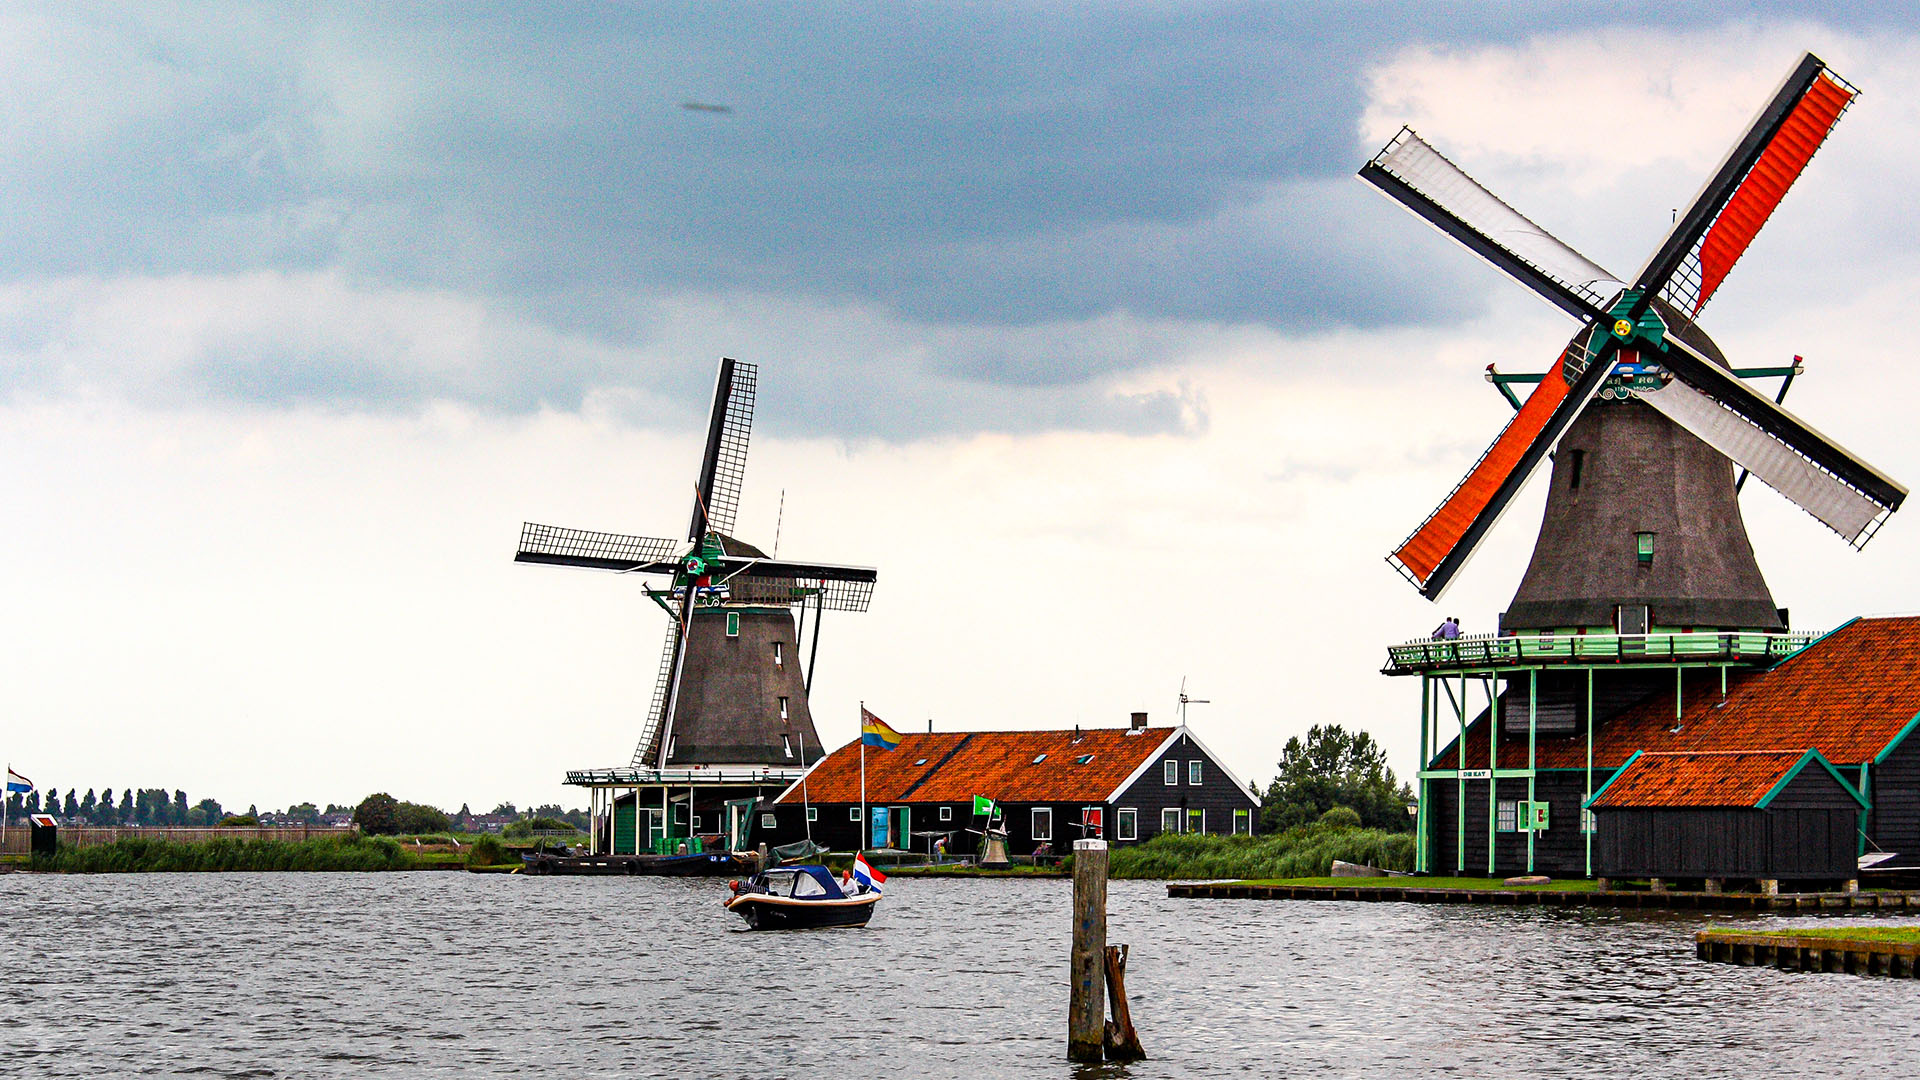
[939,806,953,821]
[760,812,776,828]
[850,807,863,822]
[773,641,783,667]
[1116,808,1137,841]
[1232,808,1250,835]
[1497,800,1518,833]
[806,807,818,822]
[779,697,789,720]
[1161,807,1180,834]
[1163,760,1178,786]
[1188,808,1205,833]
[1032,807,1053,841]
[781,734,793,759]
[1188,759,1203,785]
[691,815,702,831]
[1580,808,1596,834]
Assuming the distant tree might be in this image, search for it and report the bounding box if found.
[42,788,56,815]
[490,802,517,817]
[26,790,42,815]
[218,814,259,827]
[287,802,319,823]
[173,791,189,825]
[7,793,23,818]
[1261,724,1414,833]
[194,798,223,824]
[186,808,209,827]
[99,788,117,824]
[324,803,351,816]
[395,802,451,835]
[246,804,258,818]
[63,791,79,818]
[118,789,134,821]
[80,789,97,820]
[354,793,401,836]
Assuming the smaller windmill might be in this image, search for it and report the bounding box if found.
[517,358,877,774]
[1361,52,1906,618]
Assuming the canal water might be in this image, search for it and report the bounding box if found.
[6,872,1919,1078]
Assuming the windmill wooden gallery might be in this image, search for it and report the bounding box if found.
[512,51,1916,890]
[1365,52,1918,891]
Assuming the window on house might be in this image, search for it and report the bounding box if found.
[761,813,776,828]
[781,734,793,759]
[1161,808,1180,834]
[850,807,863,822]
[726,611,740,637]
[1032,807,1053,840]
[806,807,818,822]
[1076,754,1094,765]
[939,806,953,821]
[1033,753,1048,764]
[779,697,789,720]
[1580,808,1596,834]
[691,816,702,831]
[673,804,688,823]
[773,641,783,666]
[1163,760,1178,786]
[1188,808,1205,833]
[668,735,676,759]
[1116,808,1137,841]
[1188,760,1203,785]
[1497,800,1518,833]
[914,758,928,766]
[1232,809,1251,835]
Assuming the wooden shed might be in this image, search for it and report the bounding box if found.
[1586,748,1868,887]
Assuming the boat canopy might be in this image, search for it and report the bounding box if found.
[759,865,846,899]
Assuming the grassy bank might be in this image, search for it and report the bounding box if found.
[1236,875,1600,891]
[1107,825,1417,880]
[1703,926,1920,944]
[35,834,426,873]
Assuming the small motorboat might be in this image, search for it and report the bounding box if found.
[724,865,881,930]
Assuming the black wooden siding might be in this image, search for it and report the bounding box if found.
[1112,732,1259,844]
[1593,808,1856,879]
[1869,729,1920,853]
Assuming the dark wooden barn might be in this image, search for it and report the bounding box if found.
[759,717,1258,857]
[1586,749,1868,888]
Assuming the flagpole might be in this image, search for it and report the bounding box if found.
[859,702,867,856]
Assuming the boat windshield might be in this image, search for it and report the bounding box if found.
[759,868,842,899]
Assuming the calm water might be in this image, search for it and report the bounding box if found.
[5,872,1919,1078]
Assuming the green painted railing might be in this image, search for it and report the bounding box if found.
[1383,630,1820,674]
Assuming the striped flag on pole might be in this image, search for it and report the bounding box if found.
[5,768,30,794]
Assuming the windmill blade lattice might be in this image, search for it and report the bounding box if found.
[631,619,683,768]
[690,358,757,541]
[516,523,684,573]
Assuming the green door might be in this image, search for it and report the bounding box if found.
[891,806,911,850]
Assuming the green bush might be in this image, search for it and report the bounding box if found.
[503,816,578,839]
[1107,824,1416,881]
[1318,805,1363,829]
[467,834,507,868]
[36,834,417,873]
[217,814,259,827]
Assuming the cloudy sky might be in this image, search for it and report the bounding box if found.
[6,3,1920,814]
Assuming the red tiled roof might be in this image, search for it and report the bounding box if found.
[1435,616,1920,771]
[776,726,1174,805]
[1587,750,1810,809]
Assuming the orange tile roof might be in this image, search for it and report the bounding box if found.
[1434,616,1920,771]
[776,726,1175,805]
[1587,750,1811,809]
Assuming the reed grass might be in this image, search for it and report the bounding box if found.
[34,834,418,873]
[1107,825,1416,880]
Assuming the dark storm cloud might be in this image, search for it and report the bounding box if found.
[0,1,1910,436]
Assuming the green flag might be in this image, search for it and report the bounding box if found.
[972,795,995,816]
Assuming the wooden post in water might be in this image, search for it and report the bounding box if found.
[1103,944,1145,1061]
[1069,838,1108,1063]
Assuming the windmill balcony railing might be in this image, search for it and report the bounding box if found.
[565,766,811,788]
[1383,629,1821,675]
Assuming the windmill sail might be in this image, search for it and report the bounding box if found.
[1390,335,1619,597]
[1638,377,1889,544]
[1361,128,1621,321]
[1635,54,1855,317]
[516,523,684,572]
[690,358,757,540]
[631,619,683,768]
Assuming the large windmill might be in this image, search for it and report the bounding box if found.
[1371,54,1911,879]
[517,358,877,855]
[1363,52,1905,633]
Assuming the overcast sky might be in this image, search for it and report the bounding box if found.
[6,3,1920,813]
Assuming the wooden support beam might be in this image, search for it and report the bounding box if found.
[1102,945,1145,1061]
[1069,839,1108,1063]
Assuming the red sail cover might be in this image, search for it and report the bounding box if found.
[1692,71,1854,315]
[1390,353,1573,586]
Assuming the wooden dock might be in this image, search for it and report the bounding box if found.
[1695,930,1920,977]
[1167,881,1920,911]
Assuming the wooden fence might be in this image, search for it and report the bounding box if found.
[0,824,358,855]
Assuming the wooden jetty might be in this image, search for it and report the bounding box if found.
[1167,881,1920,911]
[1695,930,1920,977]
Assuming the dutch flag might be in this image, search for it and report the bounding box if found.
[852,853,887,894]
[5,768,30,794]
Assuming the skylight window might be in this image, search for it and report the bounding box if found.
[1076,754,1094,765]
[1032,753,1048,764]
[914,758,929,766]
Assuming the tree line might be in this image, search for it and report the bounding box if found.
[1259,724,1418,834]
[6,787,588,834]
[4,787,240,827]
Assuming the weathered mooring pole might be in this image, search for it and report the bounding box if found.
[1069,838,1108,1062]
